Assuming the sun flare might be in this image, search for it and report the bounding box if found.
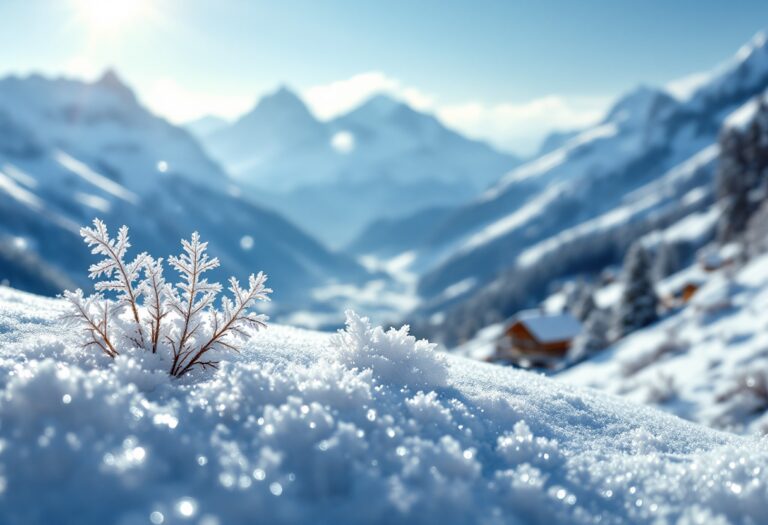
[72,0,149,32]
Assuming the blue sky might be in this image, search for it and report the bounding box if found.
[1,0,767,153]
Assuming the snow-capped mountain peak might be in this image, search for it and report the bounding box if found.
[343,93,406,120]
[603,85,677,129]
[199,88,519,245]
[93,68,137,104]
[686,30,768,110]
[242,84,317,123]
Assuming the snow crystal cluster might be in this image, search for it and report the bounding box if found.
[0,289,767,524]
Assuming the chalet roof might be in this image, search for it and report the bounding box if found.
[508,310,582,343]
[657,265,707,297]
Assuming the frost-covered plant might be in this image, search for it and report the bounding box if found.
[714,365,768,427]
[644,372,678,404]
[63,219,271,377]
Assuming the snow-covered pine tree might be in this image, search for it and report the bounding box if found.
[569,307,610,363]
[717,128,750,243]
[717,99,768,243]
[613,241,659,339]
[570,283,597,323]
[653,241,685,281]
[746,200,768,257]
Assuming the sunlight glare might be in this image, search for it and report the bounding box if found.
[72,0,149,32]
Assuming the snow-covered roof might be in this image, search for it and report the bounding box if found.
[657,265,708,297]
[509,310,582,343]
[698,242,742,269]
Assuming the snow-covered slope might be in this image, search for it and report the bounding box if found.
[562,249,768,436]
[1,286,767,525]
[411,32,768,340]
[0,71,369,312]
[196,88,519,246]
[0,70,223,193]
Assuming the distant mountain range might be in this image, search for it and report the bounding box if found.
[189,88,520,246]
[0,71,368,312]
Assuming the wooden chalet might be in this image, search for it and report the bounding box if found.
[698,244,740,272]
[658,268,706,310]
[494,310,582,369]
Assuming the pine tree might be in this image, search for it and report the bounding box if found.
[569,308,610,362]
[653,241,684,281]
[716,128,750,243]
[570,284,597,323]
[746,200,768,257]
[614,242,659,338]
[716,99,768,243]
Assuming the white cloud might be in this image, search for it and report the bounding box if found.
[302,71,434,120]
[437,95,611,155]
[142,77,253,123]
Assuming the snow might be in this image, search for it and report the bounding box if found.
[484,122,618,197]
[462,183,566,252]
[666,71,714,101]
[561,250,768,436]
[54,150,139,204]
[3,287,768,524]
[0,169,43,210]
[452,323,504,361]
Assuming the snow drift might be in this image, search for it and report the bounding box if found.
[0,287,767,524]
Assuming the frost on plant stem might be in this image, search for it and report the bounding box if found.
[62,218,272,377]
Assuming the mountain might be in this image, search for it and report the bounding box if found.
[197,88,520,246]
[0,71,369,315]
[184,114,228,138]
[204,86,329,184]
[346,205,456,257]
[407,31,768,344]
[534,128,581,156]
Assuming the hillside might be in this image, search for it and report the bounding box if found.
[561,244,768,435]
[408,31,768,344]
[0,286,767,524]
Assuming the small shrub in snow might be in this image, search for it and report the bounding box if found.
[63,219,271,377]
[613,241,659,339]
[714,365,768,426]
[644,372,678,404]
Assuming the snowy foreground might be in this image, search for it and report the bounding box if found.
[0,288,767,525]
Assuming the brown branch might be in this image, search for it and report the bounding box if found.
[68,299,118,358]
[170,243,199,376]
[174,291,263,377]
[146,260,168,354]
